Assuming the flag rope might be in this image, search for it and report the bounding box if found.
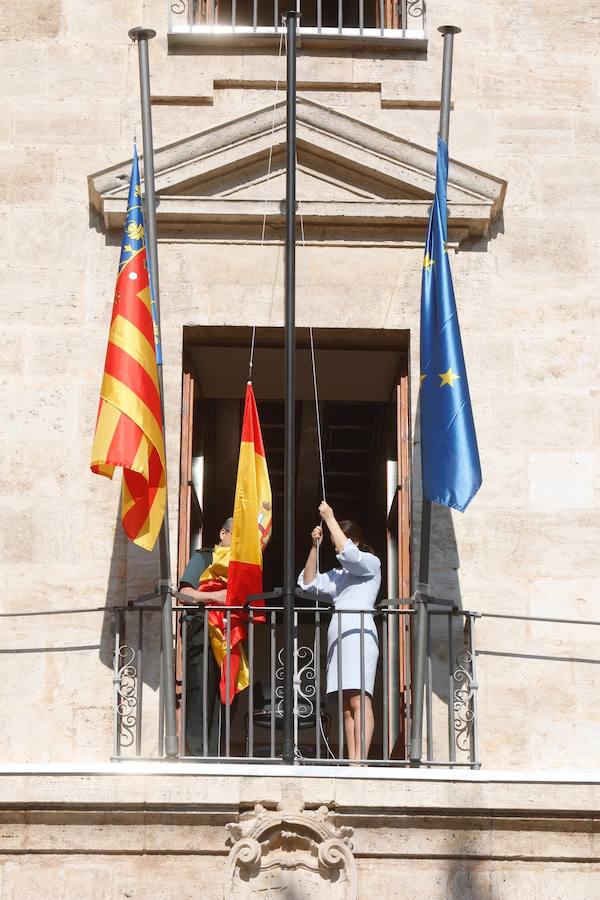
[255,25,328,584]
[309,327,326,504]
[260,28,286,247]
[251,26,285,381]
[309,325,326,591]
[248,325,256,381]
[296,115,327,584]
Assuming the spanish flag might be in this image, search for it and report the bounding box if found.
[90,146,166,551]
[216,382,272,704]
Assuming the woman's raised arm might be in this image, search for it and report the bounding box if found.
[297,525,337,597]
[302,525,322,584]
[318,501,347,553]
[337,539,381,577]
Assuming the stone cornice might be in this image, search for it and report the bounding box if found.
[0,772,598,862]
[88,98,506,247]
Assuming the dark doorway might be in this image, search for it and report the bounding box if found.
[178,325,411,758]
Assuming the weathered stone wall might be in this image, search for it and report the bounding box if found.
[0,769,599,899]
[0,0,599,769]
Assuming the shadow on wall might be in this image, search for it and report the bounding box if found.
[412,393,466,719]
[91,205,164,691]
[412,393,462,606]
[98,507,162,692]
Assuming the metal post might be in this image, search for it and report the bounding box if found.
[270,610,276,759]
[337,611,344,760]
[282,10,299,765]
[128,27,178,758]
[112,610,121,758]
[469,615,481,768]
[438,25,461,144]
[409,587,428,764]
[202,610,209,757]
[447,614,456,765]
[225,608,231,757]
[136,608,144,757]
[382,608,389,760]
[180,612,188,756]
[411,24,460,766]
[315,608,321,759]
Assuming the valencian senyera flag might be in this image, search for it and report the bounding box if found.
[420,137,482,511]
[90,145,166,550]
[212,383,272,704]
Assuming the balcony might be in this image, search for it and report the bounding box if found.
[168,0,427,50]
[112,594,480,767]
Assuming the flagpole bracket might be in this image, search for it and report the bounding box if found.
[128,27,157,42]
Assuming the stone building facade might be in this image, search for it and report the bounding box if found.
[1,0,599,896]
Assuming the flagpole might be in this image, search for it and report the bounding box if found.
[410,24,461,767]
[128,26,178,759]
[282,10,299,766]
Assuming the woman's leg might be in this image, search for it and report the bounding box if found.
[348,693,375,761]
[343,693,356,760]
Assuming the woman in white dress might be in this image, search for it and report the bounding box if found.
[298,501,381,761]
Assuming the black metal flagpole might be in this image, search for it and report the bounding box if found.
[409,24,461,767]
[282,10,300,765]
[128,26,179,758]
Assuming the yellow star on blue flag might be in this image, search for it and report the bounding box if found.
[419,138,481,511]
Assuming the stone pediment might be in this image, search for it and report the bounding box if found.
[88,97,506,245]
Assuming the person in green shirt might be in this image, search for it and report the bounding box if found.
[180,517,233,756]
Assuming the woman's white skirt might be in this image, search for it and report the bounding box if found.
[325,610,379,696]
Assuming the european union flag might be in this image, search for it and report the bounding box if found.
[420,138,482,511]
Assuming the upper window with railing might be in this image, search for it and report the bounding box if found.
[169,0,427,48]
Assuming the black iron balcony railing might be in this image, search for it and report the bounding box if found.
[112,595,480,767]
[168,0,427,47]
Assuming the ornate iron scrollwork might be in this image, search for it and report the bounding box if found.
[170,0,188,16]
[275,645,317,719]
[296,645,316,718]
[115,645,137,748]
[453,649,476,754]
[407,0,426,19]
[275,649,285,715]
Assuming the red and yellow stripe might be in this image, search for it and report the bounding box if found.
[90,251,165,551]
[219,383,272,704]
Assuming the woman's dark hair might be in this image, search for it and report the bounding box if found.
[338,519,374,554]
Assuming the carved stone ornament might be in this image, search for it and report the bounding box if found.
[224,802,357,899]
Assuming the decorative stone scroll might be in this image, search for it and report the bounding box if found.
[224,803,357,899]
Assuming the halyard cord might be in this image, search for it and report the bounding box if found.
[250,30,284,381]
[244,23,333,761]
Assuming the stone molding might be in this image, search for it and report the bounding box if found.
[225,803,357,898]
[0,773,599,863]
[88,97,506,246]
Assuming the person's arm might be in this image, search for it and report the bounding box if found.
[302,526,322,584]
[319,500,380,577]
[179,586,227,606]
[179,549,227,606]
[318,501,347,554]
[336,540,381,577]
[297,525,337,596]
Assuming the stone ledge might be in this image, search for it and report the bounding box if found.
[0,767,599,863]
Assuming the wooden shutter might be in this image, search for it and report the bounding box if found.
[388,355,412,758]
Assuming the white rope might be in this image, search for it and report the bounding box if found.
[296,147,328,586]
[297,150,307,249]
[252,28,285,379]
[248,325,256,381]
[309,327,326,503]
[309,325,326,589]
[260,28,285,247]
